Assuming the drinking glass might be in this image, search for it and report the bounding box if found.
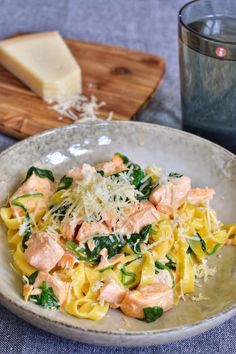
[179,0,236,153]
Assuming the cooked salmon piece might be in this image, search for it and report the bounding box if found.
[23,284,43,301]
[120,282,174,319]
[34,271,70,304]
[67,164,97,183]
[24,232,65,271]
[23,284,34,301]
[149,176,191,215]
[67,166,83,180]
[154,269,173,288]
[187,188,215,206]
[10,172,55,216]
[61,217,80,240]
[97,251,125,270]
[117,200,159,235]
[96,154,126,176]
[76,221,109,243]
[57,251,78,269]
[101,210,119,232]
[99,280,127,308]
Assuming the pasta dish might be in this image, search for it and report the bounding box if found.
[1,153,235,322]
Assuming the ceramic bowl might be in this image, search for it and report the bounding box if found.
[0,121,235,346]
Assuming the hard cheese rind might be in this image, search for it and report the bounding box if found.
[0,32,82,100]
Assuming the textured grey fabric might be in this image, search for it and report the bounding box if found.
[0,0,235,353]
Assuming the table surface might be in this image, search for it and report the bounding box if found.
[0,1,235,353]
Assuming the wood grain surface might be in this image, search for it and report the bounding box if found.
[0,36,165,139]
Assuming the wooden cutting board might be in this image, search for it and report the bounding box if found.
[0,36,165,139]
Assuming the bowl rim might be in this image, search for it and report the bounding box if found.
[0,120,235,336]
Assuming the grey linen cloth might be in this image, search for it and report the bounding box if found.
[0,0,235,353]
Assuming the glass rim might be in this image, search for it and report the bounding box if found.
[179,0,236,46]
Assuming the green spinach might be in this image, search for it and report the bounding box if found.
[57,175,73,191]
[11,195,44,250]
[168,172,183,179]
[127,224,152,254]
[165,256,176,270]
[51,202,71,221]
[142,306,163,323]
[25,166,55,182]
[186,246,193,254]
[155,261,175,287]
[27,271,39,285]
[114,152,130,164]
[66,225,152,263]
[96,170,105,176]
[114,153,154,200]
[30,281,60,309]
[196,232,220,256]
[66,234,124,264]
[120,265,136,286]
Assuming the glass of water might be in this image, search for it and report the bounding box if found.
[179,0,236,154]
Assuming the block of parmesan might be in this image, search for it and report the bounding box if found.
[0,31,82,100]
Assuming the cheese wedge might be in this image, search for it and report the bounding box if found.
[0,32,82,100]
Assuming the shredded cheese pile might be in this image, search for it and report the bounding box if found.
[48,170,139,228]
[47,94,113,122]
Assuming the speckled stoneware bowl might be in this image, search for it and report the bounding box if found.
[0,121,235,346]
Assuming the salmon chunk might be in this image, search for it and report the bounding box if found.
[154,269,173,288]
[96,154,126,176]
[67,163,97,183]
[34,271,70,304]
[99,280,127,308]
[10,172,55,216]
[149,176,191,215]
[76,221,109,243]
[97,251,125,270]
[24,232,65,271]
[117,200,159,235]
[57,251,78,269]
[67,166,83,180]
[61,217,79,240]
[187,188,215,206]
[120,282,174,319]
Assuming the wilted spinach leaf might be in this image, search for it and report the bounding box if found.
[97,170,105,176]
[66,234,124,264]
[51,202,71,221]
[27,271,39,285]
[168,172,183,179]
[142,306,163,323]
[155,261,175,287]
[114,153,154,200]
[57,175,73,191]
[127,224,152,254]
[165,256,176,270]
[30,281,60,309]
[25,166,55,182]
[11,196,38,250]
[120,265,136,286]
[195,232,220,256]
[114,152,130,164]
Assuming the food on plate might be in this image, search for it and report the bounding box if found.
[0,32,82,100]
[1,153,235,322]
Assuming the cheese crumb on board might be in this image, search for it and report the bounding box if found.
[0,32,82,100]
[48,94,113,122]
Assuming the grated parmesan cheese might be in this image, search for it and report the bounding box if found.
[194,263,217,283]
[191,293,209,302]
[50,165,139,230]
[18,218,30,236]
[91,281,104,292]
[47,94,113,122]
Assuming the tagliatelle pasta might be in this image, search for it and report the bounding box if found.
[1,153,235,322]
